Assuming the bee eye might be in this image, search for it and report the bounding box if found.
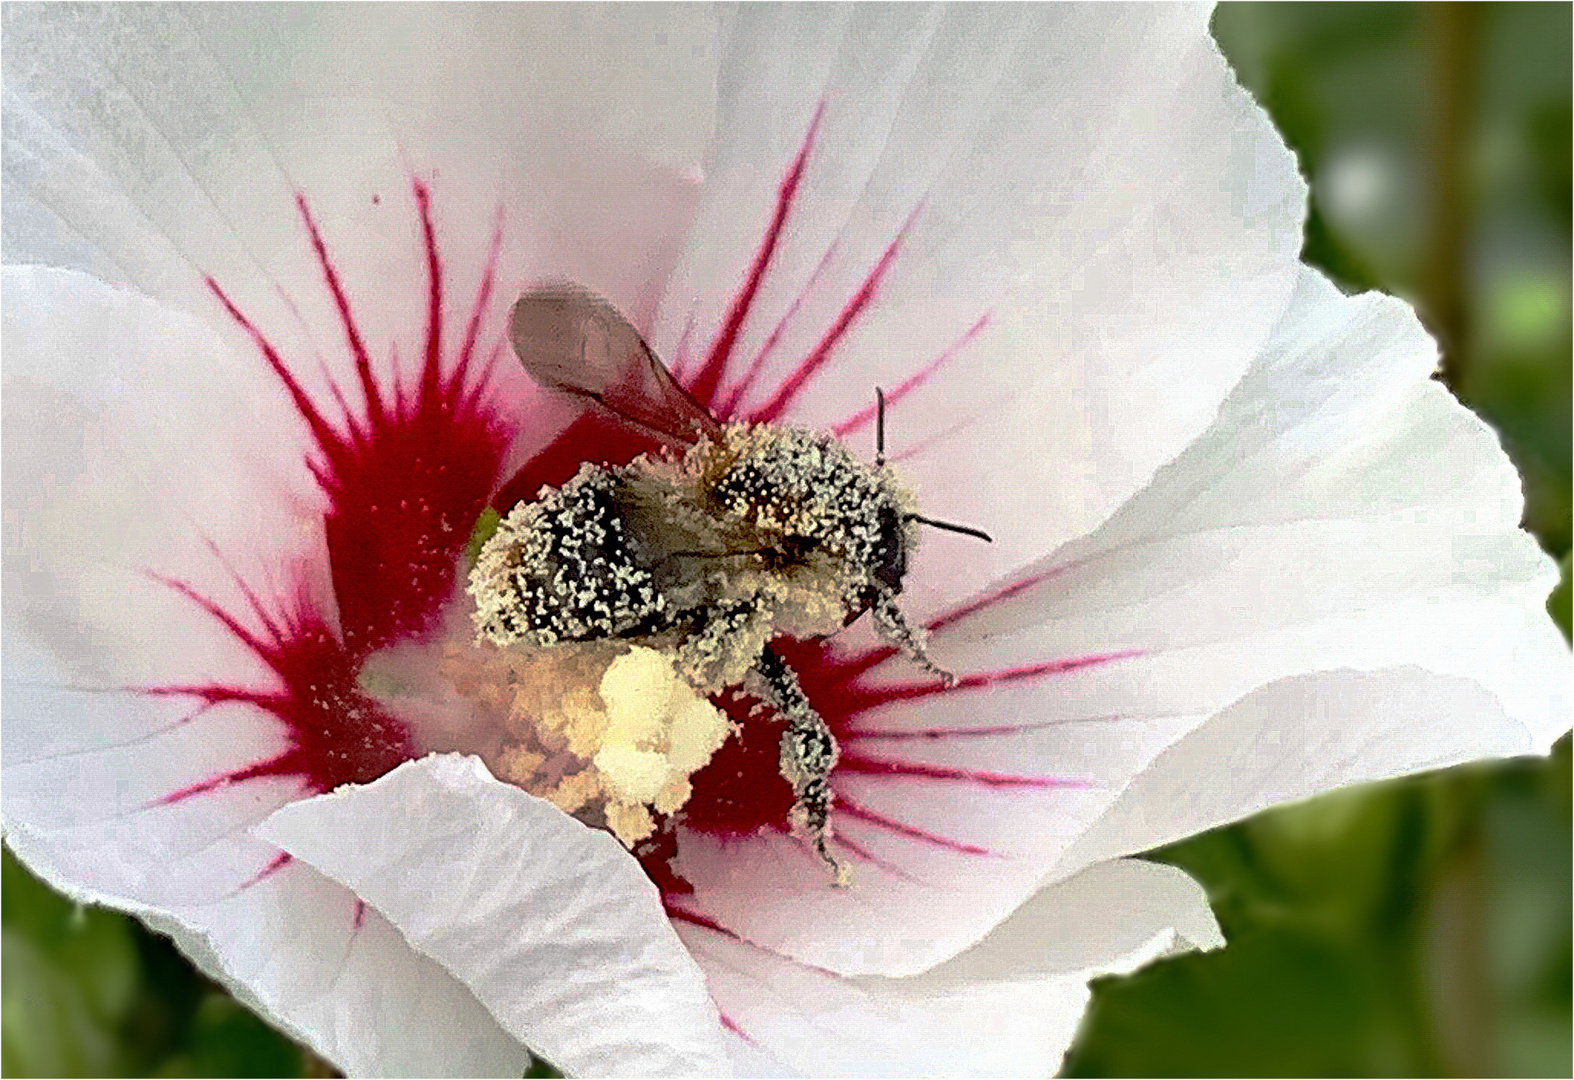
[873,505,908,592]
[781,535,814,561]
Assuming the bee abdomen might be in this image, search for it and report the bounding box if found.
[470,466,668,647]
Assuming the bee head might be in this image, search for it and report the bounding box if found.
[867,388,991,597]
[871,499,911,594]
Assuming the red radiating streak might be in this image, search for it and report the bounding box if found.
[842,713,1128,741]
[826,643,898,681]
[179,185,510,801]
[461,333,509,417]
[828,832,877,865]
[453,204,504,396]
[414,181,444,404]
[718,1012,755,1045]
[155,755,297,805]
[716,236,841,420]
[828,832,911,879]
[239,851,293,892]
[831,312,991,438]
[146,573,271,661]
[924,566,1067,634]
[748,206,918,425]
[833,794,997,856]
[884,406,991,465]
[197,537,284,643]
[141,684,285,709]
[206,278,339,456]
[665,904,736,938]
[139,850,297,907]
[323,361,366,448]
[690,101,825,408]
[839,650,1143,714]
[296,193,384,429]
[389,344,408,417]
[836,755,1087,789]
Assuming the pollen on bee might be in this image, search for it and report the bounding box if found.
[435,639,732,847]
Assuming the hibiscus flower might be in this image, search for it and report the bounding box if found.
[4,5,1566,1077]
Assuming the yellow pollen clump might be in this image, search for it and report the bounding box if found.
[589,647,732,842]
[592,745,670,804]
[457,641,732,847]
[600,647,680,746]
[544,770,602,817]
[605,803,657,847]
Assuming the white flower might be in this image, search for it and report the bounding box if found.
[3,5,1566,1077]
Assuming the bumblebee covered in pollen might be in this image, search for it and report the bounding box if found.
[468,284,987,883]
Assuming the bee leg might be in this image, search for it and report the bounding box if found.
[753,645,851,886]
[871,589,955,686]
[674,601,763,688]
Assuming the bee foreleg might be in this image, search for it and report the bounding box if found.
[674,601,766,689]
[871,589,954,686]
[753,645,850,886]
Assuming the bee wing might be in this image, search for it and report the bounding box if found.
[510,283,721,446]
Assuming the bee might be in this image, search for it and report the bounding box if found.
[468,283,988,883]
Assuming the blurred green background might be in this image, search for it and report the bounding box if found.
[3,3,1569,1076]
[1066,5,1571,1077]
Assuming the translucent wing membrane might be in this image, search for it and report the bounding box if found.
[511,284,721,447]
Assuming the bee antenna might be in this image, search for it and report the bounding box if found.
[905,514,992,543]
[875,387,887,467]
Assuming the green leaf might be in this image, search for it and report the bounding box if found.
[154,995,316,1078]
[1062,925,1402,1077]
[1549,553,1571,640]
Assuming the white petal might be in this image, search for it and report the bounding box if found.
[259,754,731,1078]
[677,266,1565,979]
[7,802,526,1078]
[3,264,532,1073]
[883,267,1563,868]
[926,267,1567,742]
[3,4,720,395]
[4,266,324,754]
[4,9,722,1067]
[1055,667,1537,874]
[655,4,1306,608]
[676,859,1217,1077]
